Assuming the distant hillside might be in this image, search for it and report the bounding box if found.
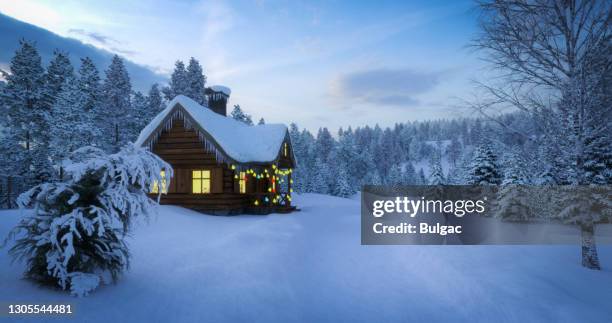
[0,12,167,91]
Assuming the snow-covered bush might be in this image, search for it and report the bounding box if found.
[5,144,172,296]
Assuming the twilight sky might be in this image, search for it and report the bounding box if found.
[0,0,483,131]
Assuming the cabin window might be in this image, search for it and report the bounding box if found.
[284,142,288,156]
[151,170,167,194]
[239,171,247,194]
[192,170,211,194]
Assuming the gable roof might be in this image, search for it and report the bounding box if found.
[135,95,293,165]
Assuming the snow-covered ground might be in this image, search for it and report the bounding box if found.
[1,194,611,323]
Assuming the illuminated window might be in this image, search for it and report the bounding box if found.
[239,171,246,194]
[192,170,211,194]
[284,142,288,156]
[151,170,167,194]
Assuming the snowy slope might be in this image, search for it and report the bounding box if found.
[135,95,288,164]
[1,194,612,323]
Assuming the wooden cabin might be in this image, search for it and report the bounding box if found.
[135,90,296,215]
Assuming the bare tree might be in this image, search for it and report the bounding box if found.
[471,0,611,269]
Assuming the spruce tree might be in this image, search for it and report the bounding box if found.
[49,75,97,179]
[45,50,74,106]
[145,83,165,123]
[230,105,253,125]
[78,57,103,146]
[429,150,445,185]
[102,55,132,151]
[1,40,52,183]
[258,118,265,125]
[185,57,207,105]
[6,144,171,296]
[387,164,403,187]
[333,166,355,197]
[466,142,502,185]
[128,91,148,141]
[163,60,188,101]
[402,163,417,185]
[312,157,331,194]
[496,149,532,222]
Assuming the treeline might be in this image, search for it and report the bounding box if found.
[288,106,609,198]
[0,40,210,185]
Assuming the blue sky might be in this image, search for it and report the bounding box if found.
[0,0,482,131]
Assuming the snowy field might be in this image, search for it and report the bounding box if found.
[1,193,611,323]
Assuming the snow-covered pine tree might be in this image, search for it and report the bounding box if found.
[163,60,188,101]
[368,170,383,186]
[315,127,335,164]
[416,168,427,185]
[334,129,359,190]
[466,142,502,185]
[185,57,207,105]
[387,164,403,187]
[49,75,100,179]
[45,50,74,106]
[1,40,52,184]
[402,163,417,185]
[146,83,165,123]
[312,157,331,194]
[495,149,532,222]
[258,118,265,125]
[127,91,148,142]
[446,137,462,167]
[333,166,355,198]
[102,55,132,151]
[78,57,103,146]
[5,144,171,296]
[288,123,305,192]
[230,105,253,125]
[429,150,445,185]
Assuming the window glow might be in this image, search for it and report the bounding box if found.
[151,170,167,194]
[192,170,211,194]
[239,171,246,194]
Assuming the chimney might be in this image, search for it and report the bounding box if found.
[206,85,231,116]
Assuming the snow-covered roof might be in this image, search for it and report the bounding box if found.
[209,85,231,96]
[136,95,290,165]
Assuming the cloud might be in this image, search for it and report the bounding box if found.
[68,28,138,57]
[330,68,442,107]
[68,28,118,45]
[0,13,166,91]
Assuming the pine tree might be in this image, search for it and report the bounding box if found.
[127,91,148,141]
[146,83,165,123]
[429,150,445,185]
[185,57,207,105]
[417,168,427,185]
[45,50,74,101]
[333,166,355,197]
[312,157,331,194]
[230,105,253,125]
[387,164,403,187]
[163,60,188,101]
[402,163,417,185]
[1,40,52,183]
[466,142,502,185]
[102,55,132,151]
[446,137,462,167]
[496,149,532,222]
[315,128,335,163]
[6,144,171,296]
[77,57,103,146]
[258,118,265,125]
[49,75,100,179]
